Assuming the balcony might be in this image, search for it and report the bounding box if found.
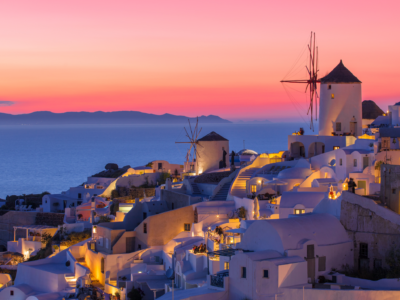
[210,270,229,288]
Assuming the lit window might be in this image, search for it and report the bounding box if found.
[340,158,342,166]
[328,85,331,90]
[143,223,147,234]
[224,262,230,270]
[331,94,335,99]
[263,270,269,278]
[333,146,340,150]
[336,123,341,131]
[241,267,247,278]
[294,209,305,214]
[354,159,357,167]
[250,185,257,193]
[184,223,191,231]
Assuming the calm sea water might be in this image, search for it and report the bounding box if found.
[0,122,313,198]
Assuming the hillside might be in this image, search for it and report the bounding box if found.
[0,111,231,125]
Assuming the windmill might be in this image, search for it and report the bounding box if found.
[281,32,320,131]
[175,118,202,174]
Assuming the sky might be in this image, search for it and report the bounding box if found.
[0,0,400,121]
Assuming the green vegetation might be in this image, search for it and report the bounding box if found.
[2,192,50,210]
[127,287,145,300]
[97,216,112,223]
[145,162,153,168]
[60,230,91,248]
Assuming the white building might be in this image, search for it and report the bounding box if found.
[318,60,362,137]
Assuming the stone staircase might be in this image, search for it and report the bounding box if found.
[65,274,77,288]
[212,182,231,201]
[229,168,258,199]
[191,183,201,195]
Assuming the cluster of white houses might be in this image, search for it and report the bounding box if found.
[4,61,400,300]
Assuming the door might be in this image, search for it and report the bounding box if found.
[306,244,315,283]
[358,180,367,195]
[363,157,369,170]
[126,237,135,253]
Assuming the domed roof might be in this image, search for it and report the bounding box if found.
[238,149,258,156]
[277,167,313,179]
[320,60,361,84]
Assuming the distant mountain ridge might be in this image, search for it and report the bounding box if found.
[0,111,231,125]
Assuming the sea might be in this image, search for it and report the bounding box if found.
[0,122,313,199]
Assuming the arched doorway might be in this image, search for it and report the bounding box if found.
[290,142,306,158]
[308,142,325,158]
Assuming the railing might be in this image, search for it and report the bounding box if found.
[210,271,229,288]
[219,243,236,251]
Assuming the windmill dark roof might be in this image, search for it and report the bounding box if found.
[198,131,228,142]
[362,100,384,119]
[320,60,361,83]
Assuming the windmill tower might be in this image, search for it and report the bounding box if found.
[176,118,202,174]
[281,32,319,131]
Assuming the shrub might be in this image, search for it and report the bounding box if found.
[127,287,145,300]
[60,230,91,247]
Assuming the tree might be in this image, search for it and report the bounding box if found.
[127,287,145,300]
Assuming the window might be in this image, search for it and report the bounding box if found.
[172,203,175,210]
[340,158,343,166]
[263,270,269,278]
[250,185,257,193]
[78,193,82,199]
[101,258,104,274]
[294,209,305,214]
[360,243,368,258]
[336,122,341,131]
[224,262,230,270]
[328,85,331,90]
[10,290,14,296]
[331,93,335,99]
[333,146,340,150]
[184,223,191,231]
[393,189,396,195]
[93,194,97,197]
[322,145,325,153]
[158,162,163,170]
[354,159,357,167]
[241,267,247,278]
[318,256,326,271]
[138,244,141,250]
[143,212,147,220]
[143,223,147,234]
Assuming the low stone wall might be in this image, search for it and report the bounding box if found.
[0,211,64,249]
[35,212,64,226]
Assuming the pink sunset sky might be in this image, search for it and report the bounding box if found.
[0,0,399,121]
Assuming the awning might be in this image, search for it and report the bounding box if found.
[258,187,276,195]
[225,228,246,234]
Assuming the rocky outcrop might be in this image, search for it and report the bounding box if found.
[91,165,131,178]
[194,171,233,184]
